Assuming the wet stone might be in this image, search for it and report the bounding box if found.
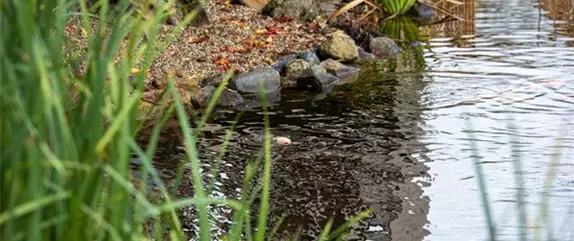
[369,37,401,58]
[231,67,281,94]
[358,46,377,60]
[204,86,245,108]
[297,65,340,92]
[319,59,360,80]
[296,49,321,65]
[320,30,359,62]
[272,54,297,74]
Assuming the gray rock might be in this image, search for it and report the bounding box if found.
[369,37,401,58]
[285,59,311,78]
[320,30,359,62]
[358,47,377,60]
[297,65,340,92]
[195,86,244,108]
[263,0,318,21]
[272,54,297,74]
[319,59,360,80]
[238,90,281,110]
[296,50,321,65]
[409,2,434,24]
[284,59,311,88]
[231,67,281,94]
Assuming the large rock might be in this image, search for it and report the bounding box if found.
[296,49,321,65]
[272,54,297,74]
[319,59,360,80]
[231,67,281,94]
[369,37,401,58]
[409,2,434,24]
[262,0,318,21]
[238,90,281,109]
[357,47,377,60]
[320,31,359,62]
[199,86,245,108]
[240,0,269,11]
[297,65,340,92]
[283,59,311,88]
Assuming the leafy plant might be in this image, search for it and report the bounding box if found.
[379,0,417,15]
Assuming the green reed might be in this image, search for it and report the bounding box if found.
[467,120,569,241]
[0,0,367,240]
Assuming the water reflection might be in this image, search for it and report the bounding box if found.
[420,0,574,240]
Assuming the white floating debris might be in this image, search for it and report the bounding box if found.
[367,225,384,232]
[273,136,292,145]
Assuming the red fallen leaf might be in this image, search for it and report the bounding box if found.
[308,22,319,30]
[234,69,241,74]
[275,17,294,23]
[219,65,230,71]
[266,26,285,35]
[214,57,231,65]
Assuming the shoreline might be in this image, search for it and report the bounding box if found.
[65,1,404,117]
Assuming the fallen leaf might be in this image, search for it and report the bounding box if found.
[232,20,249,29]
[232,46,250,53]
[266,26,285,35]
[187,35,209,44]
[214,57,231,65]
[265,37,273,43]
[219,65,230,71]
[255,29,269,35]
[275,17,294,23]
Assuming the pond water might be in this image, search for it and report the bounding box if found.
[142,0,574,240]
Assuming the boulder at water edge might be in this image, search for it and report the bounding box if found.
[369,37,401,58]
[320,31,359,62]
[231,67,281,94]
[297,65,340,92]
[204,86,245,108]
[284,59,312,87]
[357,47,377,60]
[319,59,360,80]
[296,49,321,65]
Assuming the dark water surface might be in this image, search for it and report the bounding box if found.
[142,0,574,240]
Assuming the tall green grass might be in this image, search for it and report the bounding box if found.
[0,0,368,240]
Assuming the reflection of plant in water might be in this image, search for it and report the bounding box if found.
[379,16,421,42]
[377,17,426,72]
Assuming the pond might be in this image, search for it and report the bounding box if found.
[143,0,574,240]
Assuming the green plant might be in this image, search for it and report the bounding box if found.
[379,0,417,15]
[0,1,369,240]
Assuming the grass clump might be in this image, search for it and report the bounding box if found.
[0,0,368,240]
